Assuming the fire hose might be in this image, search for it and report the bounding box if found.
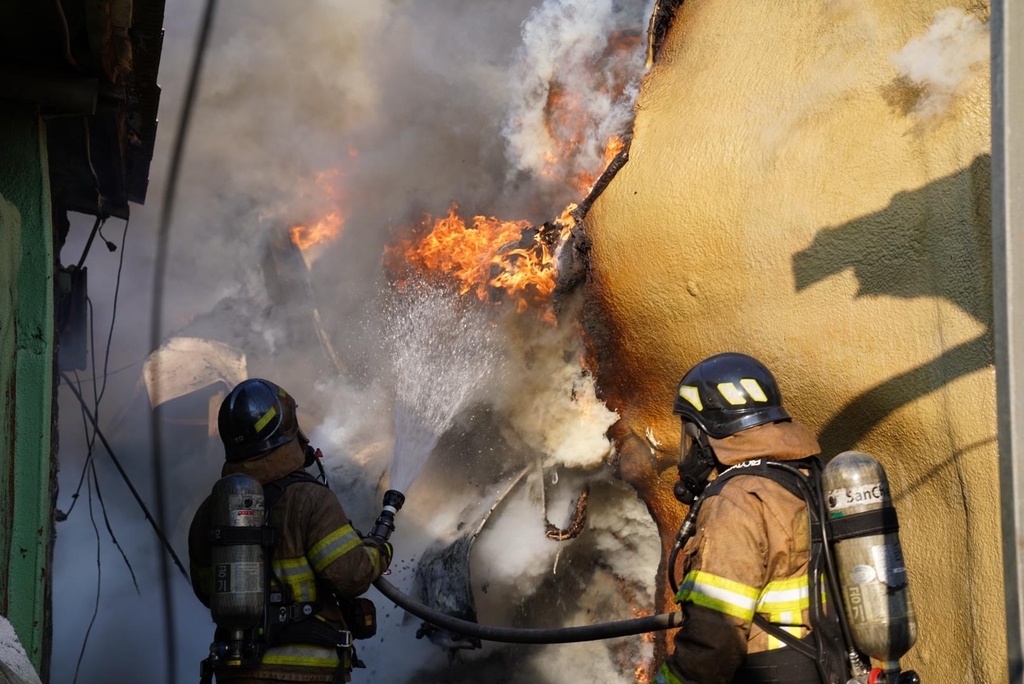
[369,489,683,644]
[372,575,683,643]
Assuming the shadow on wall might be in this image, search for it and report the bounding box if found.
[792,154,993,458]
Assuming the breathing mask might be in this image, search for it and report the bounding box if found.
[673,422,717,505]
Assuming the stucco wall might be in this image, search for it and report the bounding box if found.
[581,2,998,681]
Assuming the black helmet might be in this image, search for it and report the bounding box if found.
[673,353,790,439]
[218,379,299,461]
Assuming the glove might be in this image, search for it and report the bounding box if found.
[364,536,393,572]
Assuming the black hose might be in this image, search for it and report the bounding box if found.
[373,577,682,644]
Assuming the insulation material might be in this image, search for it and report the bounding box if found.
[142,337,247,408]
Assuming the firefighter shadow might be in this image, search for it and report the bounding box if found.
[794,156,993,677]
[791,154,993,458]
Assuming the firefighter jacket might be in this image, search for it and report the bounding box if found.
[188,438,389,683]
[654,420,822,684]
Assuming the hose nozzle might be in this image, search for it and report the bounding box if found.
[370,489,405,542]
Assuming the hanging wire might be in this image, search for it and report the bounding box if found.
[149,3,219,681]
[71,465,102,684]
[60,373,191,582]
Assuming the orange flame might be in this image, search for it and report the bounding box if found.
[388,203,574,319]
[290,212,345,251]
[576,136,625,192]
[289,168,348,252]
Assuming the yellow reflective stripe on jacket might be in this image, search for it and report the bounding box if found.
[757,575,809,613]
[262,643,340,668]
[765,610,806,650]
[308,524,363,572]
[675,570,759,621]
[273,556,317,602]
[653,662,686,684]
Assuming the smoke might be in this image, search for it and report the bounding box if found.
[494,309,618,470]
[503,0,648,187]
[891,7,990,120]
[50,0,658,682]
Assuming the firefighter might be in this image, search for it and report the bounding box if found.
[654,353,827,684]
[188,378,392,683]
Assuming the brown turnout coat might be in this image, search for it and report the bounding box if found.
[189,439,387,683]
[656,421,822,684]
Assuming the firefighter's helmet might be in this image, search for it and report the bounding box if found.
[673,352,790,439]
[218,379,299,461]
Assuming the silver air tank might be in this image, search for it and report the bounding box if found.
[210,473,266,659]
[823,451,917,680]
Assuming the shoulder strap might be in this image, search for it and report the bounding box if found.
[263,469,324,517]
[702,457,817,503]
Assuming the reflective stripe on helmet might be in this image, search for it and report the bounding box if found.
[740,378,768,402]
[254,406,278,432]
[308,524,362,572]
[678,385,703,411]
[716,382,748,405]
[674,570,759,621]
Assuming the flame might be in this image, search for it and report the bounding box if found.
[290,212,344,251]
[384,31,635,317]
[388,203,574,320]
[289,168,348,254]
[576,136,625,192]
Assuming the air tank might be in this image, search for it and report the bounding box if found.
[823,451,917,678]
[210,474,266,637]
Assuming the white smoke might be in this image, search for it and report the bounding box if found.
[891,7,990,120]
[494,313,618,470]
[503,0,648,186]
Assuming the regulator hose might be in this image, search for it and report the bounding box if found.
[373,577,683,644]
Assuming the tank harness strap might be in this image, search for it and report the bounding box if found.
[751,613,817,659]
[703,458,814,504]
[262,469,354,678]
[828,507,899,541]
[699,457,852,684]
[208,526,278,546]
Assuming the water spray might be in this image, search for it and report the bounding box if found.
[369,489,406,543]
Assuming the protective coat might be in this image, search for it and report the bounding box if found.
[655,421,821,684]
[189,439,388,683]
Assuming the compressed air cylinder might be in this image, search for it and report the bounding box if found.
[210,473,266,631]
[823,451,917,674]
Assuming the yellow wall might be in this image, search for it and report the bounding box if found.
[582,2,998,680]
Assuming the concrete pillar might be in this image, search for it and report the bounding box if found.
[0,102,56,677]
[995,0,1024,680]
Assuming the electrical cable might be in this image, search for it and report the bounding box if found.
[60,359,141,386]
[62,370,96,519]
[92,461,141,594]
[373,576,683,644]
[71,466,102,684]
[76,216,104,270]
[60,372,191,583]
[148,5,219,680]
